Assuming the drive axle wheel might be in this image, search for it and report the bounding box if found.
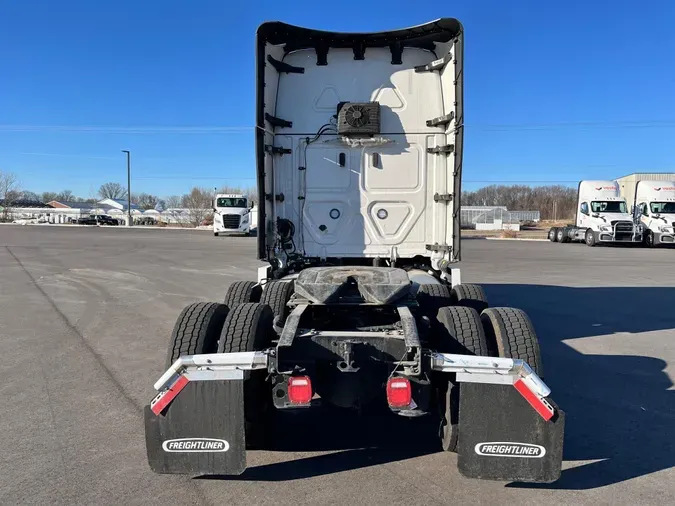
[450,283,488,313]
[416,283,451,318]
[224,280,262,309]
[436,306,489,452]
[165,302,229,368]
[548,228,559,242]
[556,228,566,243]
[259,280,294,327]
[218,303,275,449]
[480,307,543,377]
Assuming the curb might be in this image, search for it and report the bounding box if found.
[484,237,549,242]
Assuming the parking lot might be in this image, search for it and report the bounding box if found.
[1,226,673,505]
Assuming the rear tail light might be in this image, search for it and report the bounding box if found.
[386,377,412,409]
[288,376,312,404]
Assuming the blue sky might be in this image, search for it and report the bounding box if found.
[1,0,674,198]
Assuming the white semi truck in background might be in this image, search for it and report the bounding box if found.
[213,193,252,236]
[633,180,675,247]
[549,180,643,246]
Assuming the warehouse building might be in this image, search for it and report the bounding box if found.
[616,173,675,208]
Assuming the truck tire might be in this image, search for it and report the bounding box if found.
[556,228,566,243]
[165,302,229,368]
[548,227,559,242]
[645,230,655,247]
[480,307,543,377]
[450,283,488,313]
[259,280,294,326]
[224,280,262,309]
[585,228,596,247]
[436,306,489,452]
[218,303,275,448]
[417,283,451,317]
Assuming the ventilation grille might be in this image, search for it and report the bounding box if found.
[337,102,381,136]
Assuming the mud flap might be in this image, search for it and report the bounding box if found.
[457,383,565,483]
[144,379,246,475]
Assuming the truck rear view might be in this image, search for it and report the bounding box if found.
[143,19,565,485]
[256,20,461,274]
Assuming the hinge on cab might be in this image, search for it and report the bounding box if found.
[427,145,455,155]
[426,244,452,253]
[265,193,285,202]
[265,145,291,156]
[434,193,453,202]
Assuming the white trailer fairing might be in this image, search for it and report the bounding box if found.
[256,20,463,272]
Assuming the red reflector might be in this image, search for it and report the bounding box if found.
[288,376,312,404]
[513,379,555,421]
[386,377,412,408]
[151,375,189,415]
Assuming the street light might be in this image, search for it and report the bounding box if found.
[122,150,131,226]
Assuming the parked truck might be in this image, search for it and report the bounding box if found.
[213,193,252,236]
[549,180,643,246]
[633,180,675,247]
[144,18,565,484]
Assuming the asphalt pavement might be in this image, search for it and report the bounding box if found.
[1,225,673,505]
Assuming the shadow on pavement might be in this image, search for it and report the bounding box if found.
[197,408,440,481]
[480,284,675,490]
[201,284,675,488]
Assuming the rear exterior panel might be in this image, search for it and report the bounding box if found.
[256,20,463,267]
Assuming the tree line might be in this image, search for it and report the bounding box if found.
[462,184,577,220]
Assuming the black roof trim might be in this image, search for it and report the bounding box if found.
[257,18,462,53]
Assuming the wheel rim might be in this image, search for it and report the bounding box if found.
[586,232,592,244]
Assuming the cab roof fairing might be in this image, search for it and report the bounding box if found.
[255,18,464,263]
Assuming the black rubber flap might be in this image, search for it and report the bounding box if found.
[457,383,564,483]
[145,380,246,475]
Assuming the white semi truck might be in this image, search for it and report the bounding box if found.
[213,193,252,236]
[549,180,643,246]
[144,19,565,484]
[633,180,675,247]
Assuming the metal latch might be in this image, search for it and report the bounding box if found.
[434,193,453,202]
[426,112,455,128]
[426,244,452,253]
[265,145,291,156]
[427,145,455,155]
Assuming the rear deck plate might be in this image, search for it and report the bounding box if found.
[145,380,246,475]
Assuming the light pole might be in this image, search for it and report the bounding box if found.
[122,150,131,226]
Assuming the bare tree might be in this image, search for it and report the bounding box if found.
[20,191,40,202]
[165,195,182,209]
[0,170,20,221]
[56,190,75,202]
[132,192,159,210]
[99,182,127,200]
[182,187,213,227]
[41,191,59,203]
